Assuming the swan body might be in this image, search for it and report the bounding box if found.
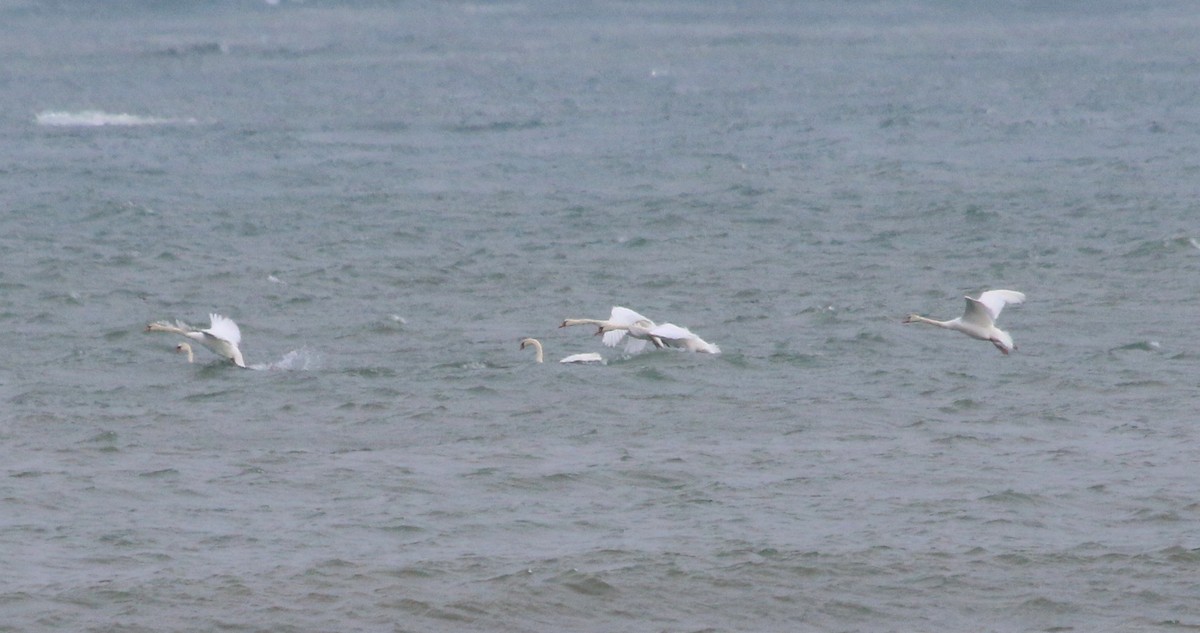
[560,306,661,353]
[520,337,603,364]
[645,323,721,354]
[903,289,1025,354]
[175,342,194,363]
[146,313,246,367]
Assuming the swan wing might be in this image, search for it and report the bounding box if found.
[961,297,995,329]
[623,337,651,354]
[609,306,651,327]
[602,329,629,347]
[204,313,242,345]
[974,290,1025,321]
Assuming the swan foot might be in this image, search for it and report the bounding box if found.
[991,339,1010,355]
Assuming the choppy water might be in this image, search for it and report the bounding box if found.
[3,2,1200,631]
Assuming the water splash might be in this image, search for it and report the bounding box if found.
[249,347,320,371]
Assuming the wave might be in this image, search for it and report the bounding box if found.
[35,110,197,127]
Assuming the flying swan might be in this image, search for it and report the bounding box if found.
[903,289,1025,354]
[560,306,662,353]
[560,306,720,354]
[519,338,603,364]
[146,313,247,367]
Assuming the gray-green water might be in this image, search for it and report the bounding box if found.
[3,2,1200,631]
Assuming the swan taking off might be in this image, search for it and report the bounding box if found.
[519,338,603,364]
[561,306,720,354]
[903,289,1025,354]
[146,313,246,367]
[560,306,662,353]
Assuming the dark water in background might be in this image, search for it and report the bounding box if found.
[3,2,1200,631]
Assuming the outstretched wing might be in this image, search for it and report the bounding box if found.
[961,297,995,329]
[602,330,629,347]
[975,290,1025,321]
[602,306,652,348]
[623,337,651,354]
[204,313,242,345]
[608,306,650,326]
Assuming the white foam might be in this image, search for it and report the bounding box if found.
[35,110,196,127]
[249,348,321,371]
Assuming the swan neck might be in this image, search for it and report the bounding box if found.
[911,315,952,328]
[561,318,603,328]
[521,338,544,363]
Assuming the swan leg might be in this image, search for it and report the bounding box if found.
[991,339,1009,355]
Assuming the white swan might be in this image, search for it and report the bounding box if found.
[560,306,662,353]
[903,289,1026,354]
[146,313,246,367]
[645,323,721,354]
[175,342,194,363]
[520,338,603,364]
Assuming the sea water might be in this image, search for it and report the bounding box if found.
[2,2,1200,631]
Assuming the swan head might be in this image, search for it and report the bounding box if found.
[519,337,544,363]
[902,313,920,324]
[175,342,194,363]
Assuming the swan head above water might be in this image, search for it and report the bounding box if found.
[519,337,545,363]
[175,342,194,363]
[521,337,603,364]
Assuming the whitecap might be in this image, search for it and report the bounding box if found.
[35,110,197,127]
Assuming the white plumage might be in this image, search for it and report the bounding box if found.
[519,337,603,364]
[561,306,720,354]
[146,313,247,367]
[644,322,721,354]
[560,306,662,354]
[903,289,1026,354]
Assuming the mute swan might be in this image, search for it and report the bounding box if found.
[175,342,194,363]
[520,338,603,364]
[146,313,247,367]
[560,306,662,353]
[903,289,1025,354]
[645,323,721,354]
